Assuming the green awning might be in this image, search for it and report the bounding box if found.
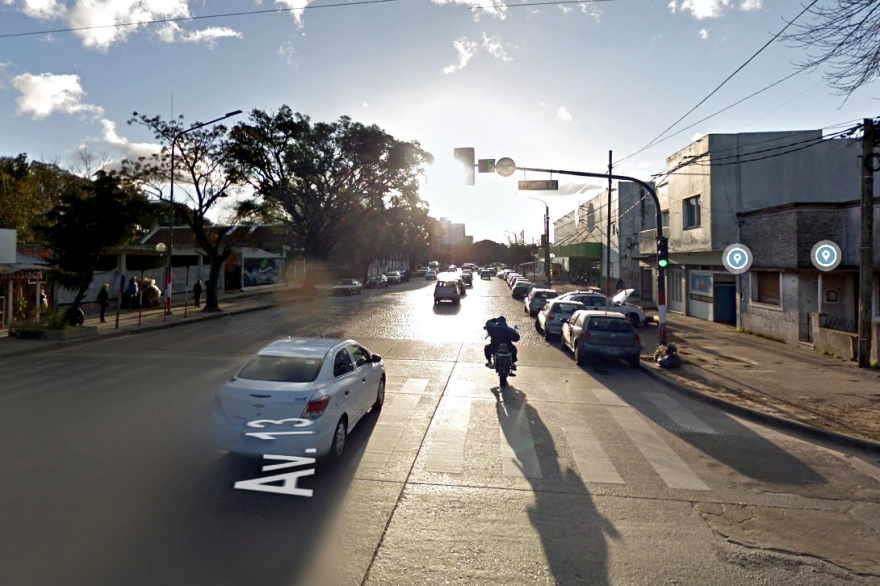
[550,241,603,258]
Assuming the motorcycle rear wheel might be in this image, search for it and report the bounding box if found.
[499,374,508,387]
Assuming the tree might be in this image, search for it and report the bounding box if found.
[0,155,81,242]
[121,113,245,312]
[225,106,433,287]
[784,0,880,96]
[37,171,147,309]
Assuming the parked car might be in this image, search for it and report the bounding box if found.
[557,289,648,327]
[511,277,529,290]
[562,310,642,368]
[425,270,437,280]
[366,274,388,288]
[419,267,429,276]
[213,337,385,460]
[480,269,491,280]
[434,279,461,305]
[536,299,587,340]
[524,288,559,316]
[385,271,401,284]
[511,280,533,300]
[333,279,363,295]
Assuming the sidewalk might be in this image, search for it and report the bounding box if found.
[0,281,312,358]
[639,311,880,447]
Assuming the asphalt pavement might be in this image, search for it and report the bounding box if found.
[1,275,879,586]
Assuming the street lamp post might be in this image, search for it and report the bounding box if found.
[166,109,242,315]
[524,196,551,287]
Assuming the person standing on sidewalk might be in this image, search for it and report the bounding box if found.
[127,278,138,311]
[97,284,109,322]
[193,279,203,308]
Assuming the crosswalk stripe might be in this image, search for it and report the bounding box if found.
[0,375,53,402]
[561,422,624,484]
[498,404,542,478]
[424,398,472,473]
[400,378,429,393]
[645,392,719,435]
[590,386,629,407]
[355,393,421,468]
[447,380,475,397]
[610,408,710,490]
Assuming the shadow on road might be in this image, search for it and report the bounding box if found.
[492,384,618,585]
[432,303,462,315]
[101,412,382,586]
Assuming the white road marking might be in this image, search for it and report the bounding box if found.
[610,408,710,490]
[498,404,542,478]
[0,376,53,402]
[424,398,472,474]
[590,386,630,407]
[447,380,475,397]
[355,393,421,468]
[561,423,625,484]
[645,392,719,435]
[400,378,429,393]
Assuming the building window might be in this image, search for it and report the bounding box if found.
[824,289,839,304]
[661,211,670,228]
[753,271,781,306]
[683,196,701,229]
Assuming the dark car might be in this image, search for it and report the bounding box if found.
[461,272,473,286]
[511,280,532,300]
[562,310,642,368]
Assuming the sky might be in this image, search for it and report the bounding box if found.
[1,0,878,245]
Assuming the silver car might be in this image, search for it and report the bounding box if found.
[562,310,642,368]
[213,337,385,460]
[536,299,586,339]
[524,288,558,316]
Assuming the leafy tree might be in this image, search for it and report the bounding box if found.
[784,0,880,96]
[121,113,245,312]
[36,171,147,309]
[0,155,81,242]
[224,106,433,287]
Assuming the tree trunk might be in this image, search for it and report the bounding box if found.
[205,261,223,312]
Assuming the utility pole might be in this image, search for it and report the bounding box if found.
[859,118,875,367]
[606,150,613,302]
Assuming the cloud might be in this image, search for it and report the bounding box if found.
[699,28,708,39]
[274,0,314,28]
[680,0,729,19]
[539,102,547,107]
[362,101,368,107]
[579,2,601,20]
[740,0,761,10]
[668,0,677,12]
[157,23,242,46]
[481,32,513,61]
[12,72,104,119]
[279,41,301,67]
[429,0,507,21]
[637,161,651,168]
[1,0,66,19]
[557,106,572,121]
[100,118,161,162]
[691,131,705,141]
[558,4,572,13]
[443,37,479,74]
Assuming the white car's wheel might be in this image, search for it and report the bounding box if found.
[329,417,347,461]
[373,377,385,410]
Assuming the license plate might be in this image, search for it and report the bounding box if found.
[601,347,622,355]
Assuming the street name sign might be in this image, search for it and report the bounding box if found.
[518,180,558,191]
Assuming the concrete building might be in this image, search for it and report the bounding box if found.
[551,181,656,300]
[639,129,880,359]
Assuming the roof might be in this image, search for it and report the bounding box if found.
[0,252,49,275]
[259,337,348,357]
[578,310,628,318]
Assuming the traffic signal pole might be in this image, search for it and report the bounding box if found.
[514,165,668,346]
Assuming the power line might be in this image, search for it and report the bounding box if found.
[0,0,618,40]
[614,0,821,168]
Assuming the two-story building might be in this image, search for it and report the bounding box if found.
[639,129,880,359]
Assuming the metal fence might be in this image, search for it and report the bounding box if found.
[819,313,858,333]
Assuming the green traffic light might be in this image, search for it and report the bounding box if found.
[658,259,669,268]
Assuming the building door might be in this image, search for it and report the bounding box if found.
[713,283,736,324]
[668,268,683,312]
[640,268,653,302]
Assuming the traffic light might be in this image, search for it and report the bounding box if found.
[657,237,669,268]
[454,148,475,186]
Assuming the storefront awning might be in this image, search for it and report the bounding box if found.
[550,241,603,258]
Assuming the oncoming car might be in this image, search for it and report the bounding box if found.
[213,337,385,460]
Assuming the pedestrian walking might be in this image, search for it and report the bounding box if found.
[127,277,138,311]
[193,279,203,308]
[39,287,48,309]
[97,283,110,322]
[615,277,625,292]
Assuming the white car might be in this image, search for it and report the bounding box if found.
[557,288,649,327]
[425,270,438,280]
[213,337,385,460]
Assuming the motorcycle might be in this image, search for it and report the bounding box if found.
[485,323,521,388]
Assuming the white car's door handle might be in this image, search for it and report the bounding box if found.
[344,390,350,395]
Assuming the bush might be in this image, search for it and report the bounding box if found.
[24,309,73,331]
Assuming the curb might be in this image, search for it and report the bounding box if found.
[0,303,275,358]
[640,363,880,454]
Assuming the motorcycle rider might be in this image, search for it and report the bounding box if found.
[484,316,519,373]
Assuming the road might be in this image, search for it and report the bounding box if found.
[1,276,879,586]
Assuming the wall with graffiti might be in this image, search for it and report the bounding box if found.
[243,257,284,287]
